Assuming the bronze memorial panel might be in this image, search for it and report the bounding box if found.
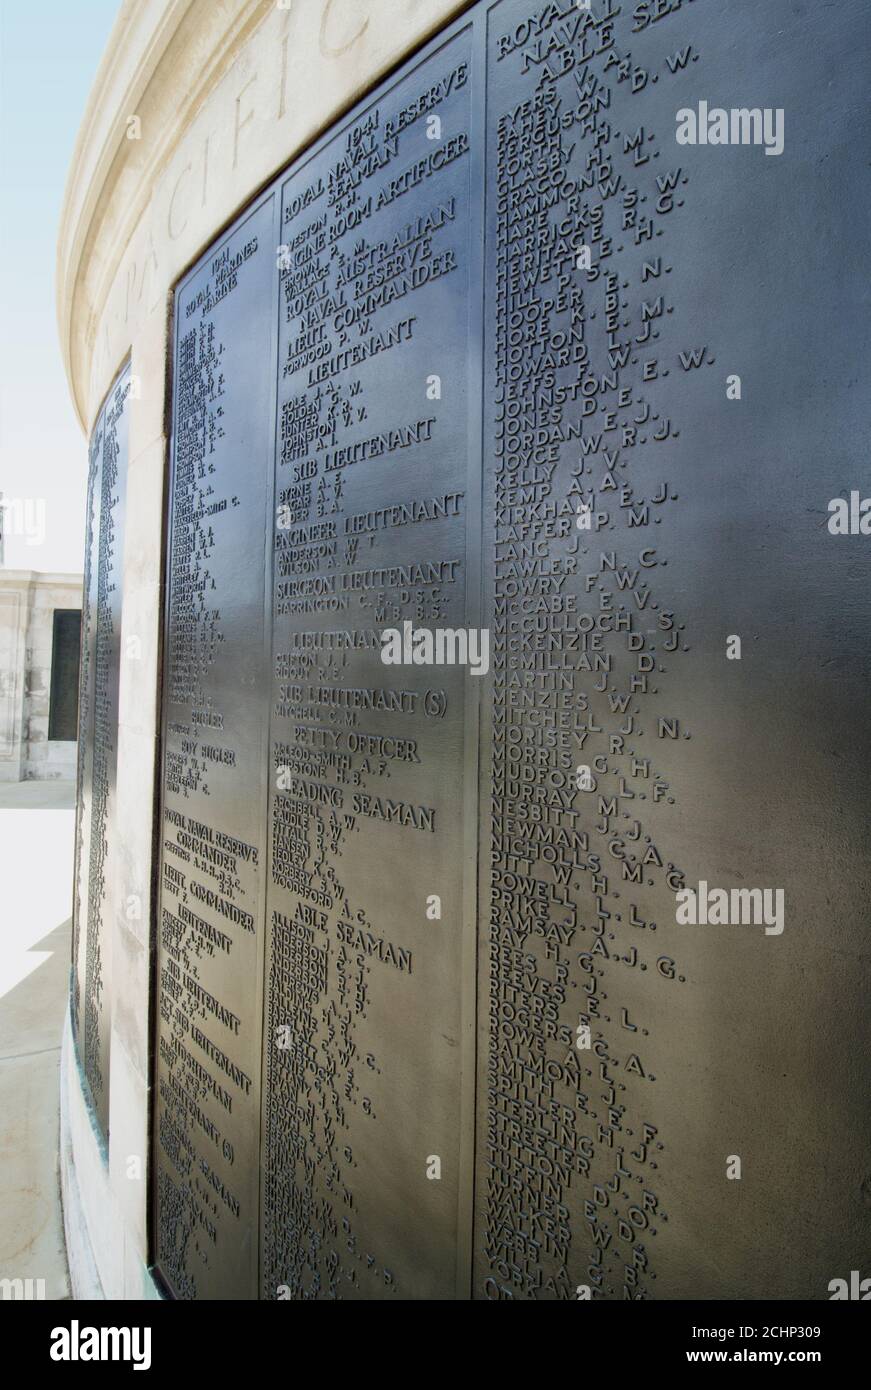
[149,0,871,1299]
[152,195,278,1298]
[73,362,131,1143]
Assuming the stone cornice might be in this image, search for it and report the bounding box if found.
[56,0,473,434]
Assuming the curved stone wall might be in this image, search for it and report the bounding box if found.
[59,0,471,1300]
[59,0,871,1302]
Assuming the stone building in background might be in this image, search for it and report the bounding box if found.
[0,569,82,781]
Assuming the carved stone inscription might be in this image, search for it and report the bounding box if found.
[72,363,130,1141]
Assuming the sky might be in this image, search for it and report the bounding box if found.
[0,0,121,574]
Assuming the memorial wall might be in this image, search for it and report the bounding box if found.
[152,27,476,1300]
[73,363,131,1142]
[63,0,871,1301]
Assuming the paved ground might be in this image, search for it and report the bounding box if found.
[0,778,75,1300]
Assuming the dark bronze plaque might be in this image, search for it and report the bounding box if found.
[72,362,131,1140]
[474,0,871,1302]
[152,195,279,1299]
[72,412,104,1044]
[260,23,477,1302]
[152,0,871,1299]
